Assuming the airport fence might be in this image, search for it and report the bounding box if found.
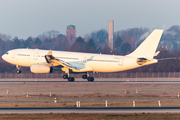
[0,72,180,79]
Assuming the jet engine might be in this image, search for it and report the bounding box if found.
[30,64,53,73]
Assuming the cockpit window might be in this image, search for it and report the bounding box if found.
[5,52,9,55]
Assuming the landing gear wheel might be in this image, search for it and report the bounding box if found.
[82,75,87,79]
[87,77,94,82]
[63,75,68,79]
[16,65,21,74]
[68,77,75,82]
[16,70,21,74]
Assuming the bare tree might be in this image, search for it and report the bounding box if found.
[0,33,11,41]
[37,30,60,40]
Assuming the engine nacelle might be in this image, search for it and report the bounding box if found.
[30,64,53,73]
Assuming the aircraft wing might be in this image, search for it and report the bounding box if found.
[45,50,81,71]
[44,50,93,72]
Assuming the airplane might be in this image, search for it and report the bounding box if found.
[2,29,163,82]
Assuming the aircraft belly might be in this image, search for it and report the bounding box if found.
[12,57,45,67]
[86,62,120,72]
[86,59,138,72]
[13,60,33,67]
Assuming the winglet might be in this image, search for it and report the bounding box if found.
[46,50,52,55]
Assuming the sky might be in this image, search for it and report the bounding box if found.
[0,0,180,39]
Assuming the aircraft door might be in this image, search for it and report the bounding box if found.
[33,52,39,60]
[83,57,87,63]
[11,51,16,58]
[118,58,124,66]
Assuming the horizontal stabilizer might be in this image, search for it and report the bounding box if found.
[154,51,160,57]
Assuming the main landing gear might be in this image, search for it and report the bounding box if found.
[82,74,94,82]
[63,74,94,82]
[63,74,75,82]
[16,65,21,74]
[62,68,75,82]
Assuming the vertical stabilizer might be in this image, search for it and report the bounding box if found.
[126,29,163,59]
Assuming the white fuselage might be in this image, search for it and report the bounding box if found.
[2,48,158,73]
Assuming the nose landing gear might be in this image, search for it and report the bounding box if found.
[16,65,21,74]
[17,70,21,74]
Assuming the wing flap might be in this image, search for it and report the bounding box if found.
[44,50,91,71]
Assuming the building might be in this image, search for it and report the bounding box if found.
[66,25,76,42]
[108,20,114,50]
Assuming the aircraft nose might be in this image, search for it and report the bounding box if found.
[2,54,6,61]
[2,53,8,61]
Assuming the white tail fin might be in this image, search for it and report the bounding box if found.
[126,29,163,59]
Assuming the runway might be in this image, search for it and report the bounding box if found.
[0,81,180,84]
[0,78,179,114]
[0,107,180,114]
[1,78,180,83]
